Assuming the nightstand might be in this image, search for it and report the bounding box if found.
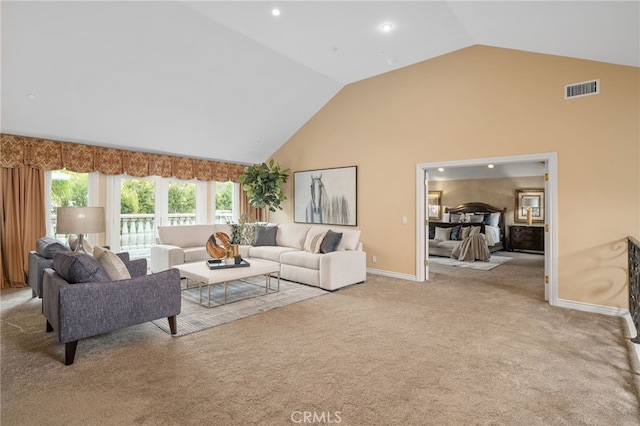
[509,225,544,253]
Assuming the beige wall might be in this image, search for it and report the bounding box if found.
[429,175,544,228]
[270,45,639,309]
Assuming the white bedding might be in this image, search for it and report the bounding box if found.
[484,225,500,246]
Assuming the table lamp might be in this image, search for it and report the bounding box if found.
[56,207,106,253]
[521,197,539,226]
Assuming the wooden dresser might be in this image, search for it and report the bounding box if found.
[509,225,544,253]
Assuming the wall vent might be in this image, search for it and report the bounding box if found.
[565,79,599,99]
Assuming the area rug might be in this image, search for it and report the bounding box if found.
[152,278,328,337]
[429,255,512,271]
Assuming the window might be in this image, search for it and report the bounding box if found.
[213,181,238,224]
[47,169,96,241]
[107,175,207,259]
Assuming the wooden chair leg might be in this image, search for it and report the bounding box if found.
[65,341,78,365]
[46,320,53,332]
[168,315,177,335]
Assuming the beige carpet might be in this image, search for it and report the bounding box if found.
[2,252,639,425]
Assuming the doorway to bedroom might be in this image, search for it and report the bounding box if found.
[416,153,557,306]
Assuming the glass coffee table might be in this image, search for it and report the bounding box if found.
[175,258,280,308]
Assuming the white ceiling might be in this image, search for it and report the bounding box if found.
[427,161,546,181]
[2,1,638,166]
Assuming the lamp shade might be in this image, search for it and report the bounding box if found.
[521,197,539,208]
[56,207,106,234]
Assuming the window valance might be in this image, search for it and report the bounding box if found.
[0,134,246,183]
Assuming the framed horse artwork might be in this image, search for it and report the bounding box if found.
[294,166,357,226]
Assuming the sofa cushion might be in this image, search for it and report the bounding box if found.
[248,246,298,263]
[36,237,70,259]
[93,246,131,280]
[320,230,342,254]
[276,223,311,249]
[53,251,111,284]
[254,225,278,246]
[280,251,321,270]
[184,247,209,263]
[158,224,216,248]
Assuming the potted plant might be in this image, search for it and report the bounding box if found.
[238,159,290,214]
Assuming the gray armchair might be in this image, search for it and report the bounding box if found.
[28,251,52,298]
[42,253,181,365]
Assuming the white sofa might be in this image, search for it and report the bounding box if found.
[150,223,366,291]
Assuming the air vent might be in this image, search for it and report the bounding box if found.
[565,79,599,99]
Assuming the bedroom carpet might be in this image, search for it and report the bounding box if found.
[153,278,328,337]
[429,253,512,270]
[2,252,639,425]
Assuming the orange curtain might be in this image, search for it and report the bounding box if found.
[1,167,46,288]
[239,190,265,222]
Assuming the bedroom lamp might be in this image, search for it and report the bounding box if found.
[56,207,106,253]
[521,197,539,226]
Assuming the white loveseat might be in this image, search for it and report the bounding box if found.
[150,223,366,291]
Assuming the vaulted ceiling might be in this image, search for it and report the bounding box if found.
[2,1,638,165]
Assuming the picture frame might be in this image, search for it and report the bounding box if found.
[428,191,442,220]
[515,188,544,223]
[294,166,357,226]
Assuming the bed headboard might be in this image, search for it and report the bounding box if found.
[444,202,507,244]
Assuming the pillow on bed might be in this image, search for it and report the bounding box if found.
[450,225,461,241]
[460,226,471,240]
[469,214,484,223]
[434,227,451,241]
[488,212,501,227]
[449,213,462,223]
[470,226,481,236]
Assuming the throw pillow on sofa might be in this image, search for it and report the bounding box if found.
[36,237,70,259]
[93,246,131,280]
[320,230,342,254]
[254,225,278,246]
[53,251,111,284]
[304,231,327,254]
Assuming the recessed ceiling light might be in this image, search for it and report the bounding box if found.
[271,8,280,16]
[438,168,444,172]
[380,23,393,33]
[27,93,37,100]
[488,164,495,169]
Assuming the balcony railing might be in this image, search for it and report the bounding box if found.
[51,210,234,261]
[629,237,640,344]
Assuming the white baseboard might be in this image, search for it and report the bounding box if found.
[366,267,419,282]
[555,298,629,317]
[556,298,640,363]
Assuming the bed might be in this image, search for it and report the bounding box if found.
[428,202,507,258]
